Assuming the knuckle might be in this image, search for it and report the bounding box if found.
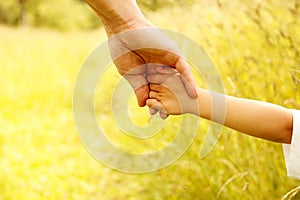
[154,84,162,91]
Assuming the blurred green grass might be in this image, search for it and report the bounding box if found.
[1,0,300,199]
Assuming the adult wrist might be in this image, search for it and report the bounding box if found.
[103,15,153,36]
[93,1,153,36]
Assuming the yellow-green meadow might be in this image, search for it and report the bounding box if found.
[1,1,300,199]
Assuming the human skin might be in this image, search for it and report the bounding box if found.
[83,0,198,120]
[146,69,293,144]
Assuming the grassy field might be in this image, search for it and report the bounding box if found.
[1,0,300,199]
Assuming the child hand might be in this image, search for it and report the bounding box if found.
[146,67,199,117]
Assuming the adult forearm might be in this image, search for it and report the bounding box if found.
[196,88,293,144]
[84,0,152,35]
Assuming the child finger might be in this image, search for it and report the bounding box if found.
[149,107,159,115]
[159,111,169,119]
[146,99,165,112]
[149,91,160,99]
[149,84,162,92]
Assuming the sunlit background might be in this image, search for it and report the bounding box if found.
[1,0,300,199]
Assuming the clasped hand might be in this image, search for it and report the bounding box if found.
[108,28,198,119]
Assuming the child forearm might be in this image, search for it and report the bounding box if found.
[196,88,293,144]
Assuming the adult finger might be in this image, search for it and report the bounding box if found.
[174,58,198,98]
[147,74,172,85]
[146,64,177,75]
[156,65,178,74]
[123,74,148,91]
[123,74,149,107]
[134,85,149,107]
[147,64,170,75]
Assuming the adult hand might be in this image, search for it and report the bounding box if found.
[83,0,198,114]
[109,28,198,108]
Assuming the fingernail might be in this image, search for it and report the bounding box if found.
[158,66,164,71]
